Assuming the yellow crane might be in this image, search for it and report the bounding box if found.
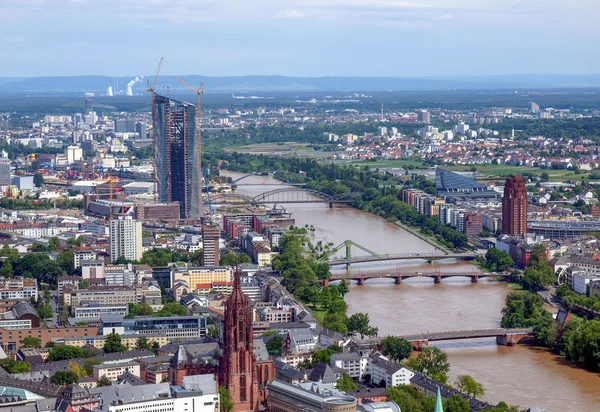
[147,57,164,203]
[174,76,204,219]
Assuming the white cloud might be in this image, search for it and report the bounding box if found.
[3,35,26,43]
[276,9,305,19]
[432,14,452,20]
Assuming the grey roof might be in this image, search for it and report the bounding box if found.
[170,342,219,367]
[92,382,171,412]
[347,387,388,398]
[273,359,304,381]
[2,397,58,412]
[253,338,270,362]
[180,374,217,395]
[11,301,39,319]
[270,322,311,330]
[369,356,405,375]
[331,352,361,362]
[295,310,316,324]
[308,362,337,384]
[288,328,316,346]
[115,372,146,386]
[358,402,401,412]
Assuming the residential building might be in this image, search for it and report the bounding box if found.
[202,224,221,266]
[93,362,141,382]
[463,213,482,236]
[367,355,415,388]
[110,217,143,262]
[0,277,38,300]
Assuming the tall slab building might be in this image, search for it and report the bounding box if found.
[502,175,528,235]
[153,94,201,219]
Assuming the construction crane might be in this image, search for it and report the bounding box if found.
[147,57,164,203]
[108,175,119,221]
[203,165,214,215]
[174,76,204,219]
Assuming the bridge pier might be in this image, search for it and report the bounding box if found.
[410,340,429,351]
[496,333,535,347]
[322,279,330,287]
[394,276,402,285]
[329,201,333,208]
[357,276,365,286]
[434,276,442,285]
[471,275,479,284]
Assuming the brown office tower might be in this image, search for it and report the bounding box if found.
[202,224,220,266]
[502,175,528,235]
[219,266,260,412]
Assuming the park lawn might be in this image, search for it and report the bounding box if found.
[310,307,327,323]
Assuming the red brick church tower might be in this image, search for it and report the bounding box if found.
[219,266,260,412]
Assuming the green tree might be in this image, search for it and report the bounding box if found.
[156,302,187,317]
[381,336,413,362]
[83,359,102,376]
[219,386,234,412]
[265,336,283,356]
[484,248,514,272]
[0,260,14,278]
[96,375,112,387]
[347,312,378,339]
[337,279,350,297]
[48,237,61,251]
[33,172,44,188]
[129,303,155,317]
[57,249,75,275]
[50,371,79,385]
[22,336,41,348]
[136,337,153,351]
[409,347,450,379]
[0,359,31,373]
[521,244,555,290]
[48,345,85,361]
[0,244,19,261]
[455,375,485,399]
[220,252,251,266]
[335,373,358,392]
[386,385,427,412]
[104,333,127,353]
[445,394,471,412]
[322,312,348,335]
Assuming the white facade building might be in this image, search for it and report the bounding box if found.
[110,217,142,262]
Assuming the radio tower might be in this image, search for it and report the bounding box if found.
[381,103,384,121]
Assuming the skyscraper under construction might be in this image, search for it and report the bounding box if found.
[153,94,201,219]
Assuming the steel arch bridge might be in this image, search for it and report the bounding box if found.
[230,171,312,186]
[211,188,362,208]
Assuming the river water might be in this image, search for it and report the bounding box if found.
[224,172,600,412]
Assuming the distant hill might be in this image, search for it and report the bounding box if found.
[0,74,599,94]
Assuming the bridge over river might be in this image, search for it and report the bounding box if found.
[327,271,507,285]
[358,328,536,350]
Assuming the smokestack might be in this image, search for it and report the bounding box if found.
[107,86,113,96]
[126,84,133,96]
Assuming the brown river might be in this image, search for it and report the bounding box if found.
[225,173,600,412]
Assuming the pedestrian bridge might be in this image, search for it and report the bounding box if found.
[360,328,536,350]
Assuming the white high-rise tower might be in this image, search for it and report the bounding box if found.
[110,217,142,262]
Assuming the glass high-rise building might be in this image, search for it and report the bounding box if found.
[153,94,201,219]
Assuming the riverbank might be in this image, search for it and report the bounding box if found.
[393,220,451,254]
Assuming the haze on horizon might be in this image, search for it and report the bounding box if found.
[1,0,598,78]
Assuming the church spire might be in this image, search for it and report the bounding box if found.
[434,386,444,412]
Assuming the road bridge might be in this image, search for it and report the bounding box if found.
[359,328,535,350]
[326,271,508,285]
[211,188,362,208]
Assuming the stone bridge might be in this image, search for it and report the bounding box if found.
[359,328,536,350]
[326,271,508,285]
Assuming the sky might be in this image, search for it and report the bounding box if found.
[0,0,598,77]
